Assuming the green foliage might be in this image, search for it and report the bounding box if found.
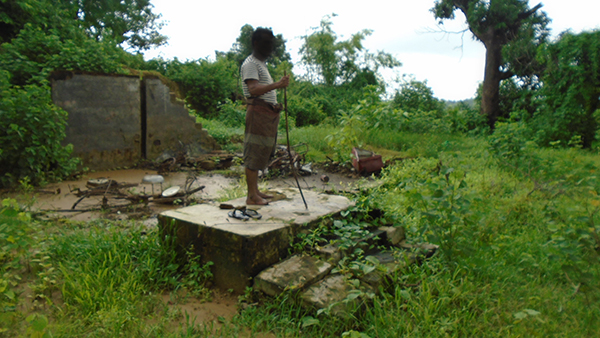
[488,121,539,174]
[286,88,327,127]
[325,85,485,155]
[46,220,214,335]
[0,199,33,331]
[373,158,477,261]
[150,56,239,118]
[0,72,79,187]
[196,116,244,152]
[475,77,542,123]
[432,0,549,127]
[180,247,214,299]
[66,0,167,51]
[0,8,127,86]
[1,0,166,52]
[299,14,400,87]
[393,77,442,113]
[534,30,600,149]
[25,313,51,338]
[215,99,246,127]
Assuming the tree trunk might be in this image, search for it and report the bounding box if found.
[481,41,503,129]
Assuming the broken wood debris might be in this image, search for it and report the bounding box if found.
[267,144,312,177]
[151,150,235,174]
[62,175,206,213]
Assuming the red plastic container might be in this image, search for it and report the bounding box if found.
[352,148,384,175]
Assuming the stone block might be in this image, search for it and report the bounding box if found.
[360,250,416,291]
[378,226,406,246]
[314,244,342,264]
[254,255,333,296]
[301,274,374,317]
[397,241,439,258]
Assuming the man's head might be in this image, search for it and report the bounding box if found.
[252,28,275,60]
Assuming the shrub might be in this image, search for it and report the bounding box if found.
[488,121,539,174]
[0,72,79,187]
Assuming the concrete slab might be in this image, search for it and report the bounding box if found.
[158,188,353,293]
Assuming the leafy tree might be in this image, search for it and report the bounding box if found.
[290,15,401,124]
[393,77,443,113]
[65,0,167,51]
[474,76,541,123]
[1,0,165,52]
[299,14,400,87]
[0,0,35,43]
[432,0,548,128]
[534,30,600,148]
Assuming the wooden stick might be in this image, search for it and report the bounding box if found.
[284,70,308,210]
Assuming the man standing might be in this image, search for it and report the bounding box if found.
[241,28,289,205]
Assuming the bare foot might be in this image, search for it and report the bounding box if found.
[258,191,273,199]
[246,196,269,205]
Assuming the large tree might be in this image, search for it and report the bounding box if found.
[432,0,548,128]
[1,0,166,52]
[67,0,167,51]
[299,14,401,87]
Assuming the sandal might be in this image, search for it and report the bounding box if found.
[243,208,262,220]
[228,208,249,220]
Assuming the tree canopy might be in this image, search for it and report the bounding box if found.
[0,0,166,52]
[299,14,401,87]
[67,0,167,51]
[432,0,548,128]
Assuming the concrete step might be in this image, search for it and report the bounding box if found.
[158,188,353,293]
[253,255,333,296]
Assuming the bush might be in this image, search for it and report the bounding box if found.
[287,95,326,127]
[216,99,246,127]
[154,56,240,118]
[488,121,539,175]
[0,72,79,187]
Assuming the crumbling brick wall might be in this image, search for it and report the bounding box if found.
[51,72,217,170]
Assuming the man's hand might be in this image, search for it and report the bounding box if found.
[276,75,290,89]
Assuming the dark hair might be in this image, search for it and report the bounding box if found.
[252,27,274,45]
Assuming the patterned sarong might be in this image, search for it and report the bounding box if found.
[243,98,281,170]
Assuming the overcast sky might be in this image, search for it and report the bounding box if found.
[143,0,600,101]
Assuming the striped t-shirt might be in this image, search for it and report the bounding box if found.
[241,55,277,105]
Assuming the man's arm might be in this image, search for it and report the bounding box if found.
[246,76,290,97]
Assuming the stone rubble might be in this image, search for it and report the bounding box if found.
[252,222,438,316]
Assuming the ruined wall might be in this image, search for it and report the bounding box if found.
[51,72,217,170]
[52,73,141,170]
[145,77,218,160]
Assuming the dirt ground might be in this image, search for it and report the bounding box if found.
[26,166,373,222]
[6,165,374,332]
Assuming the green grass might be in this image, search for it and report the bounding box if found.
[1,125,599,337]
